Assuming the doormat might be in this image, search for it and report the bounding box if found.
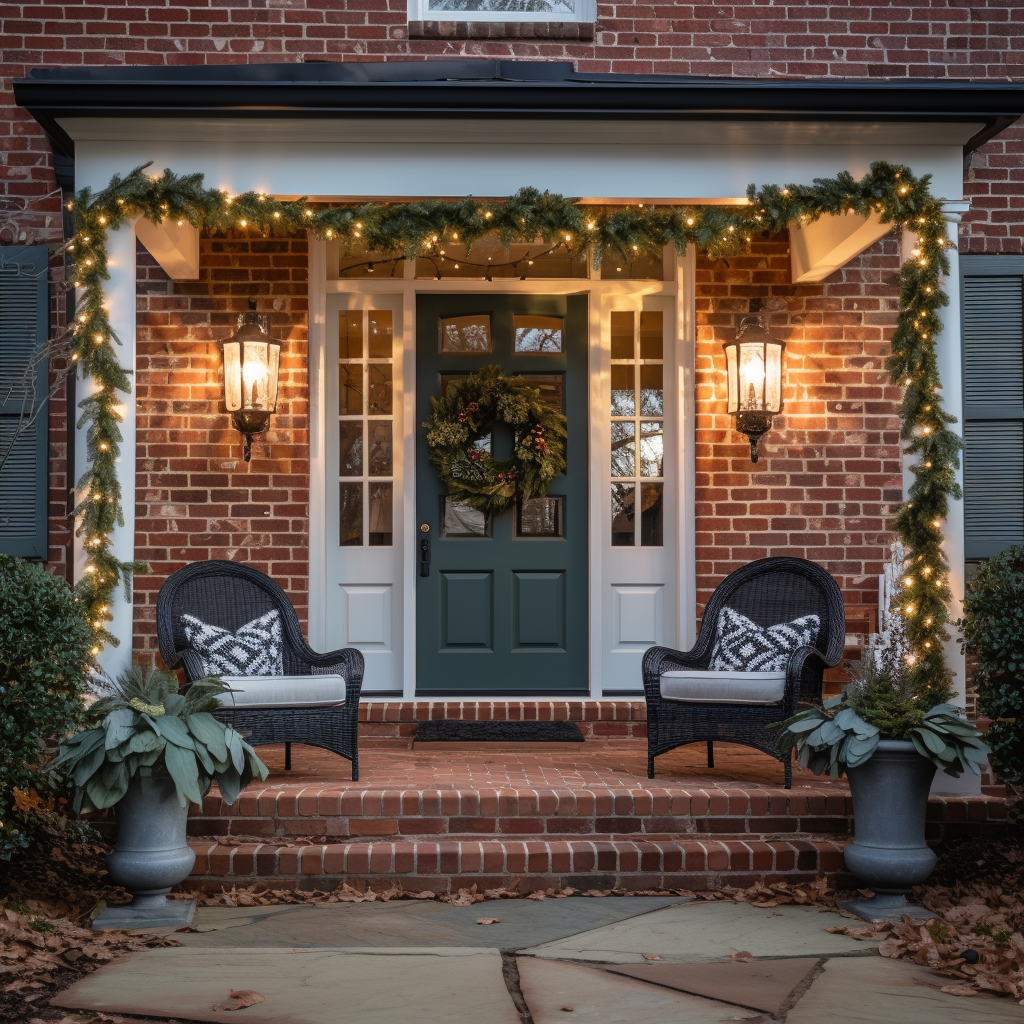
[415,720,585,743]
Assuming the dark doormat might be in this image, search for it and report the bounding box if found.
[415,720,585,743]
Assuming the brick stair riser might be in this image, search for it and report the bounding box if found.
[185,837,856,894]
[186,789,1007,844]
[357,701,647,724]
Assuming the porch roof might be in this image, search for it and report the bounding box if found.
[16,60,1024,176]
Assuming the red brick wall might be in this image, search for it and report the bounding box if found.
[1,1,1020,650]
[133,234,310,664]
[695,235,903,621]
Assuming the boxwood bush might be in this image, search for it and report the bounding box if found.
[960,546,1024,790]
[0,555,95,859]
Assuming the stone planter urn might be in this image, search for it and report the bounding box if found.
[841,739,938,923]
[92,773,197,930]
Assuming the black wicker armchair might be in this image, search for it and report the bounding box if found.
[642,556,845,788]
[157,560,364,779]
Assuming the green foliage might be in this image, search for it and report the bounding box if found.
[777,606,984,778]
[72,161,959,689]
[0,555,94,861]
[48,665,269,813]
[959,547,1024,787]
[422,364,568,515]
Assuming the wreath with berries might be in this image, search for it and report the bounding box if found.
[422,364,568,516]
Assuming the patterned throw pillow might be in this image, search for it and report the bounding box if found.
[181,610,284,677]
[709,607,820,672]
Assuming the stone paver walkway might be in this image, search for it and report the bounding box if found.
[53,898,1022,1023]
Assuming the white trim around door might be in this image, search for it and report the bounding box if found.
[309,247,695,698]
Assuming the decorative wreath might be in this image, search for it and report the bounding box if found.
[423,364,568,516]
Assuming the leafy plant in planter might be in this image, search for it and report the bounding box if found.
[959,545,1024,790]
[775,545,989,917]
[50,664,269,811]
[0,554,95,861]
[777,546,988,779]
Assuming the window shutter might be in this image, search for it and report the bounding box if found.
[961,258,1024,559]
[0,246,50,559]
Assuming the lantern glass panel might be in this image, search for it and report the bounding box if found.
[764,342,783,413]
[223,341,242,412]
[739,341,767,410]
[725,343,739,414]
[241,340,271,411]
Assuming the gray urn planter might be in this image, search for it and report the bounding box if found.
[842,739,938,922]
[93,773,197,930]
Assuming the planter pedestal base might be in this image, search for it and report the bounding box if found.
[93,895,196,931]
[841,893,936,924]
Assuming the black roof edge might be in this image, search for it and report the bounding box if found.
[15,60,1024,169]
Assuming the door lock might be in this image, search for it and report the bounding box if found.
[419,529,430,577]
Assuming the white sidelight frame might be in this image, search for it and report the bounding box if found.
[308,247,692,697]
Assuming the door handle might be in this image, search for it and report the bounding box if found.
[419,526,430,577]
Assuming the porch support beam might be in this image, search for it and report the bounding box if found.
[789,210,892,283]
[75,219,138,681]
[902,202,976,794]
[135,216,200,281]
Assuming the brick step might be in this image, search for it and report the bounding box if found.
[188,782,1008,845]
[186,834,854,894]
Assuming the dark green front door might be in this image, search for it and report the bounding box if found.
[416,294,588,695]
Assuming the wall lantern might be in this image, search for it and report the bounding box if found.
[723,315,785,464]
[222,301,281,462]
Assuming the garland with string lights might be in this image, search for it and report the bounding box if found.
[68,161,958,694]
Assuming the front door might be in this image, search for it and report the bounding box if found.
[416,294,588,695]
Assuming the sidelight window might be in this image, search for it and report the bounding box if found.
[610,310,665,547]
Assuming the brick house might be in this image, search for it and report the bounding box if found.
[2,3,1023,719]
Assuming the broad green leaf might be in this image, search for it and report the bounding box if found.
[217,765,243,805]
[103,708,137,750]
[162,692,186,715]
[194,740,215,776]
[128,728,161,754]
[909,731,932,761]
[72,741,108,786]
[916,727,948,755]
[186,712,229,762]
[152,715,195,749]
[225,728,245,774]
[164,742,203,807]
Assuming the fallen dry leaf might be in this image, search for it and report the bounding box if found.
[640,953,662,961]
[213,989,265,1011]
[560,1006,574,1012]
[476,918,500,925]
[825,925,876,940]
[941,985,980,996]
[729,951,754,962]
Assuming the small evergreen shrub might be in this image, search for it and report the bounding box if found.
[0,555,94,859]
[960,547,1024,789]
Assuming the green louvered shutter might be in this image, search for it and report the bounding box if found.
[961,256,1024,559]
[0,246,50,559]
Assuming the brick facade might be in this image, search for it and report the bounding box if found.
[1,2,1020,656]
[133,234,311,661]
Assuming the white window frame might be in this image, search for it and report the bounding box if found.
[408,0,595,23]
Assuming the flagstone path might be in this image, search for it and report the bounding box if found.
[52,898,1021,1023]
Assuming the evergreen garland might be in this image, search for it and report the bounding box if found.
[423,364,568,516]
[69,162,959,693]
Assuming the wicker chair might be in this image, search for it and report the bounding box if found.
[157,560,364,779]
[642,556,845,788]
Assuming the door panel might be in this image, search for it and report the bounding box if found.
[416,293,588,694]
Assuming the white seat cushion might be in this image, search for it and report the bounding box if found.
[659,669,786,705]
[215,674,346,709]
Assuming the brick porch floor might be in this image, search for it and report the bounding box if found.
[185,740,1009,895]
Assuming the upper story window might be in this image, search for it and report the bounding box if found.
[409,0,595,22]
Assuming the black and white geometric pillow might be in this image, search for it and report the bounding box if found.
[709,608,821,672]
[180,610,284,677]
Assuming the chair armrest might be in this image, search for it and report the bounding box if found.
[290,642,365,705]
[784,644,834,707]
[642,645,709,703]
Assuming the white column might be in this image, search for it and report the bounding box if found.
[904,202,976,794]
[75,219,137,680]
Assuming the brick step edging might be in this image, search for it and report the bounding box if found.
[187,835,848,892]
